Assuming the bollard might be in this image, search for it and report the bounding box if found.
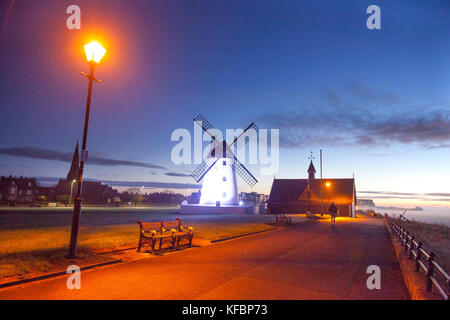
[425,252,435,292]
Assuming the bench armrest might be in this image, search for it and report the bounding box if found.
[142,229,157,235]
[181,225,194,232]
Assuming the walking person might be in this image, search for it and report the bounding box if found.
[328,202,338,224]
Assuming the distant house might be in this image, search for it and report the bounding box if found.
[186,191,201,204]
[239,192,268,205]
[0,176,39,204]
[267,160,356,217]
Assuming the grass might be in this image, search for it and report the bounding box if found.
[395,219,450,271]
[0,219,275,280]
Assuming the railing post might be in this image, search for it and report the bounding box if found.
[415,241,422,272]
[409,234,414,259]
[404,231,409,252]
[426,251,435,292]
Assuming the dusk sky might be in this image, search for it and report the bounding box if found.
[0,0,449,206]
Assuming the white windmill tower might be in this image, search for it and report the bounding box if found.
[191,114,258,207]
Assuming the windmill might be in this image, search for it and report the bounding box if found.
[191,114,258,206]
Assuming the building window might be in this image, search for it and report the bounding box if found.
[222,177,226,182]
[223,192,227,198]
[223,160,227,166]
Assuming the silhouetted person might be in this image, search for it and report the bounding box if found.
[328,202,338,224]
[306,205,312,219]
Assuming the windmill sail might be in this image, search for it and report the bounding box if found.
[191,158,218,182]
[232,122,259,150]
[233,158,258,187]
[193,114,216,139]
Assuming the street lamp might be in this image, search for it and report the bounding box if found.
[68,41,106,258]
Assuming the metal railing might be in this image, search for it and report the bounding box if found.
[385,214,449,300]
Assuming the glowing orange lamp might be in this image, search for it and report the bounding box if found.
[69,41,106,258]
[84,41,107,63]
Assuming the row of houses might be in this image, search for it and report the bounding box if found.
[0,176,40,203]
[0,175,120,206]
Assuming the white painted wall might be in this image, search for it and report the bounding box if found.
[199,157,239,205]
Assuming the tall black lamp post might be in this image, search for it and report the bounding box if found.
[68,41,106,258]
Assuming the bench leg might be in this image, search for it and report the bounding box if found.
[150,238,156,253]
[158,238,163,251]
[137,236,142,252]
[173,236,177,251]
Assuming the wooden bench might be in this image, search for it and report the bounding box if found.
[275,214,293,225]
[137,219,194,253]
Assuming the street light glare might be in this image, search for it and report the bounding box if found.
[84,41,106,63]
[326,182,331,187]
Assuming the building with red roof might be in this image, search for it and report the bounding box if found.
[267,160,356,217]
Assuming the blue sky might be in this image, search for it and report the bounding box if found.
[0,0,449,206]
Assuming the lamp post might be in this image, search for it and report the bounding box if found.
[68,41,106,258]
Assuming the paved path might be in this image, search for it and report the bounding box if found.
[0,217,409,299]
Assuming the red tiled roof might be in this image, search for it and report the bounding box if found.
[269,178,355,206]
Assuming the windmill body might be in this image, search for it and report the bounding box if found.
[199,141,239,205]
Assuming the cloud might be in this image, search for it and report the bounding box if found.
[165,171,191,177]
[257,82,450,149]
[358,190,450,202]
[0,147,165,169]
[359,191,450,197]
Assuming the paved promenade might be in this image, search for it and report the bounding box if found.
[0,217,409,299]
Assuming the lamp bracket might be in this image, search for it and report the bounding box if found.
[81,72,102,83]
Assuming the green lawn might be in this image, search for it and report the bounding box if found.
[0,219,277,280]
